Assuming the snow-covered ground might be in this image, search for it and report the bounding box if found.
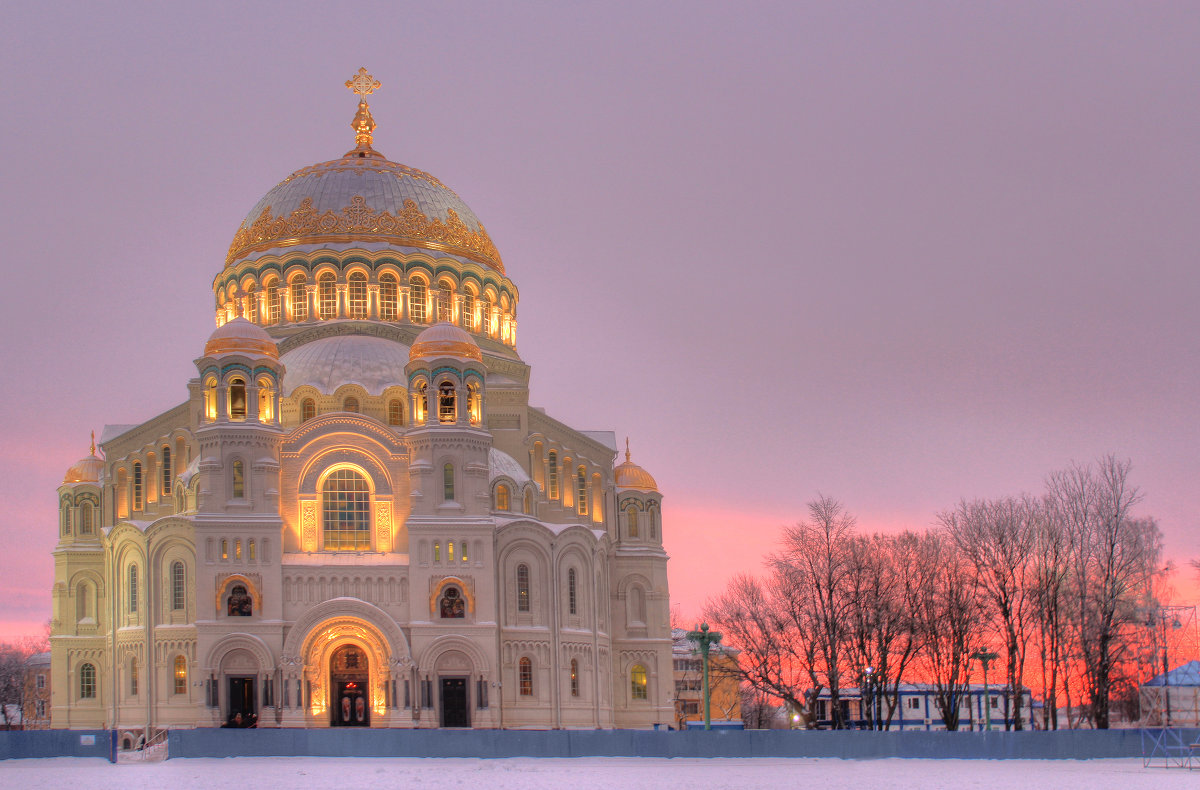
[0,756,1196,789]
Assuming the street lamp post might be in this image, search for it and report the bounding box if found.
[686,623,723,730]
[970,649,999,731]
[862,666,875,730]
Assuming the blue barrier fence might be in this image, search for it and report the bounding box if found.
[4,727,1196,761]
[0,730,112,761]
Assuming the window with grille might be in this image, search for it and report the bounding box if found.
[547,452,559,500]
[265,280,281,324]
[171,561,185,610]
[319,273,336,319]
[410,281,428,323]
[576,468,588,516]
[462,292,476,330]
[570,659,579,697]
[517,563,530,612]
[128,564,138,613]
[388,399,403,426]
[480,299,492,335]
[323,468,371,551]
[245,285,257,323]
[627,505,639,538]
[348,273,367,318]
[80,503,93,534]
[174,655,187,695]
[437,285,454,322]
[568,568,577,615]
[231,460,245,498]
[290,275,308,321]
[161,446,172,496]
[630,665,647,700]
[519,657,533,696]
[132,462,143,510]
[301,398,316,422]
[130,661,138,696]
[443,463,455,501]
[79,663,96,699]
[379,275,398,320]
[495,484,510,511]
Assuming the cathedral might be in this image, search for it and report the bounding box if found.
[49,71,672,734]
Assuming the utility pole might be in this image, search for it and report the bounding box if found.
[970,649,999,731]
[686,623,723,730]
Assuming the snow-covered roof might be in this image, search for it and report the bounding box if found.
[489,447,530,485]
[1144,659,1200,687]
[24,651,50,668]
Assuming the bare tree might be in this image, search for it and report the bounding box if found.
[0,643,28,729]
[771,496,857,728]
[942,496,1037,729]
[912,530,982,730]
[1046,456,1162,729]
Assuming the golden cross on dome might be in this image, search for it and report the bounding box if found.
[90,430,96,456]
[345,67,381,98]
[344,68,381,152]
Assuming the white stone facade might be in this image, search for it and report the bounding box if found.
[49,101,672,731]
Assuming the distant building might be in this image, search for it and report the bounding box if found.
[670,628,741,729]
[1140,660,1200,726]
[21,652,50,730]
[809,683,1033,731]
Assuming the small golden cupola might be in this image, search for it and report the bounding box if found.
[614,439,658,492]
[203,317,279,360]
[409,322,483,364]
[63,432,103,484]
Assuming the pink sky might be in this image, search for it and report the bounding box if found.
[1,2,1199,640]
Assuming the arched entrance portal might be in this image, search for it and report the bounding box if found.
[330,644,369,727]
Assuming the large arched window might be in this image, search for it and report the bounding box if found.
[627,505,639,538]
[438,381,456,423]
[348,272,367,318]
[467,382,481,425]
[318,272,337,319]
[231,460,245,499]
[387,399,404,426]
[630,664,648,700]
[173,655,187,695]
[132,462,143,510]
[570,659,579,697]
[128,564,138,614]
[410,279,428,323]
[576,467,588,516]
[568,568,577,615]
[244,283,258,323]
[257,377,275,422]
[519,656,533,696]
[79,503,93,534]
[160,445,172,497]
[495,484,510,511]
[443,463,455,501]
[547,452,559,500]
[204,377,218,421]
[462,290,476,331]
[79,663,96,699]
[323,468,371,551]
[265,277,281,324]
[516,563,530,612]
[301,398,316,423]
[171,561,186,611]
[436,283,454,323]
[229,378,247,420]
[379,274,398,320]
[290,274,308,322]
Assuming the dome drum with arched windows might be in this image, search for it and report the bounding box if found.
[50,71,674,735]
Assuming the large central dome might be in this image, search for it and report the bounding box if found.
[225,153,503,273]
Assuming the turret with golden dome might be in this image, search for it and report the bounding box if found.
[214,69,519,355]
[63,432,103,485]
[614,439,658,492]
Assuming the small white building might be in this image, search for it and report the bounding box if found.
[810,683,1034,731]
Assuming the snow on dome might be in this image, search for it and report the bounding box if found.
[409,322,482,363]
[280,335,410,396]
[204,317,278,358]
[63,453,103,484]
[490,447,531,486]
[614,441,658,492]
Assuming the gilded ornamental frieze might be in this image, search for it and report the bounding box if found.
[227,195,504,273]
